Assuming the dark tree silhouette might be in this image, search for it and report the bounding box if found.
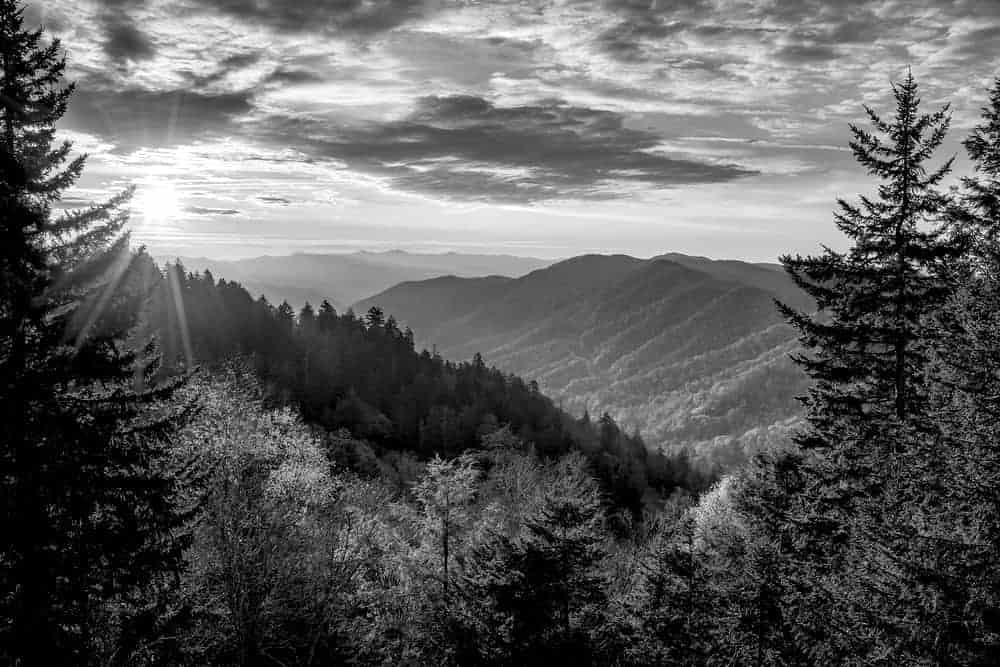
[0,3,190,662]
[773,72,963,662]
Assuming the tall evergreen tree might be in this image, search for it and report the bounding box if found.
[774,72,960,662]
[779,70,955,428]
[0,3,189,663]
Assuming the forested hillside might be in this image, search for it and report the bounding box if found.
[357,253,812,468]
[146,260,714,514]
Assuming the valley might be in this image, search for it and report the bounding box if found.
[355,253,813,465]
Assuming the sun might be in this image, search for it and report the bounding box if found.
[133,179,183,225]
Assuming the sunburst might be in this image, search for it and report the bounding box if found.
[133,179,183,227]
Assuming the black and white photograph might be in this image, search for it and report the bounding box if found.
[2,0,1000,664]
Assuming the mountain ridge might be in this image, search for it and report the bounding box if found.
[355,253,811,466]
[161,250,554,310]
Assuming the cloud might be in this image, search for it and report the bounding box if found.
[89,0,155,62]
[594,0,712,63]
[951,23,1000,58]
[597,20,676,63]
[100,13,155,62]
[774,43,840,64]
[822,17,884,45]
[184,205,241,215]
[185,51,264,86]
[185,0,436,35]
[257,94,756,202]
[263,67,326,85]
[64,81,253,148]
[386,31,546,88]
[586,0,920,75]
[22,3,71,33]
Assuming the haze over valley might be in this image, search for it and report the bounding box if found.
[168,249,553,310]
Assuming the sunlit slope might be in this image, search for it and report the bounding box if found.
[356,254,810,466]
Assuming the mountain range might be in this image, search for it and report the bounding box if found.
[355,253,812,466]
[167,250,553,310]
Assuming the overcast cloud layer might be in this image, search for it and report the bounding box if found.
[31,0,1000,260]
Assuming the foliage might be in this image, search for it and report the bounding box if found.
[173,373,387,665]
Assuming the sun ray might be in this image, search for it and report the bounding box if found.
[166,262,194,369]
[72,242,135,350]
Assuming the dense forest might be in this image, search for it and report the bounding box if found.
[146,260,714,515]
[5,1,1000,664]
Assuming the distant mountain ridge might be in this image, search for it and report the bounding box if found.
[164,250,554,310]
[355,253,812,466]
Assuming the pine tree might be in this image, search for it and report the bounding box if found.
[366,305,384,329]
[317,299,337,332]
[779,70,955,429]
[298,301,316,332]
[461,454,609,665]
[0,3,190,662]
[774,71,960,662]
[276,299,295,332]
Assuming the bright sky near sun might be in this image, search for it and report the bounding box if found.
[30,0,1000,261]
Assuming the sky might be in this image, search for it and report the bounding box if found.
[28,0,1000,261]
